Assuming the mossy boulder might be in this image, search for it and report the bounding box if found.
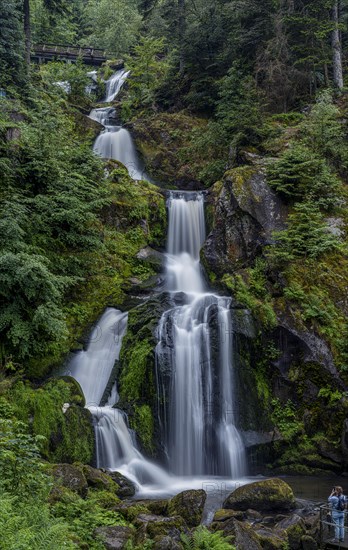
[153,536,183,549]
[107,471,136,498]
[94,525,134,549]
[223,479,295,513]
[51,463,89,498]
[134,513,188,544]
[168,489,206,527]
[80,464,119,493]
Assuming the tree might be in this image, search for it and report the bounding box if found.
[0,0,25,87]
[332,0,344,88]
[23,0,68,69]
[84,0,141,55]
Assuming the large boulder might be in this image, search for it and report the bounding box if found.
[168,489,207,527]
[51,463,88,498]
[223,479,295,513]
[94,526,134,549]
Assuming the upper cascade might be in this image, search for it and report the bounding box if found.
[104,69,130,103]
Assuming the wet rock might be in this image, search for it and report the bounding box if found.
[275,514,306,550]
[51,463,88,498]
[223,479,295,513]
[234,521,263,550]
[107,471,136,498]
[136,246,164,272]
[168,489,207,527]
[80,465,118,493]
[134,514,188,543]
[213,509,245,522]
[94,525,134,549]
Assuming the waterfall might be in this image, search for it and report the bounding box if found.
[156,192,246,477]
[104,69,130,103]
[89,71,148,181]
[64,307,173,490]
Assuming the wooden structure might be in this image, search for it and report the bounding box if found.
[31,44,108,66]
[320,504,348,548]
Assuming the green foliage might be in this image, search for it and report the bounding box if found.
[39,60,90,103]
[0,0,25,88]
[217,65,265,150]
[301,90,348,171]
[270,203,343,263]
[318,386,344,406]
[52,491,127,548]
[268,143,340,209]
[84,0,141,55]
[181,526,235,550]
[271,398,303,442]
[123,36,169,118]
[223,260,277,330]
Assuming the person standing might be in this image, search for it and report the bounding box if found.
[328,486,346,542]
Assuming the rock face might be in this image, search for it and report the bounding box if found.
[168,490,207,527]
[223,479,295,513]
[94,526,134,549]
[203,167,287,276]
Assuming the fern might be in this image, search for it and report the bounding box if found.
[181,526,235,550]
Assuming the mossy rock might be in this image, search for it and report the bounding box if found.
[168,489,206,528]
[51,463,89,498]
[113,501,150,522]
[275,514,306,550]
[79,464,119,493]
[253,526,285,550]
[107,471,136,498]
[51,405,94,464]
[94,525,134,549]
[134,514,188,544]
[223,479,295,512]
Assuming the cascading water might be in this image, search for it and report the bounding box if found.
[156,192,246,478]
[90,71,148,181]
[64,308,172,490]
[104,69,130,103]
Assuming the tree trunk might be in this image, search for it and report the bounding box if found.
[332,0,344,89]
[23,0,31,69]
[178,0,185,74]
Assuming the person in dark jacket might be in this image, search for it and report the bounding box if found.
[328,486,346,542]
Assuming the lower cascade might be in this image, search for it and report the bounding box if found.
[156,192,246,477]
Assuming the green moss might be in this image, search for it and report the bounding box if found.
[8,379,94,463]
[120,341,153,403]
[131,405,154,454]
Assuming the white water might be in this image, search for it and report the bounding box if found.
[156,192,246,478]
[90,71,148,181]
[104,69,130,103]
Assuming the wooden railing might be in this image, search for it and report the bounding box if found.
[31,44,108,65]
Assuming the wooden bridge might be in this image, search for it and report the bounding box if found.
[31,44,108,66]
